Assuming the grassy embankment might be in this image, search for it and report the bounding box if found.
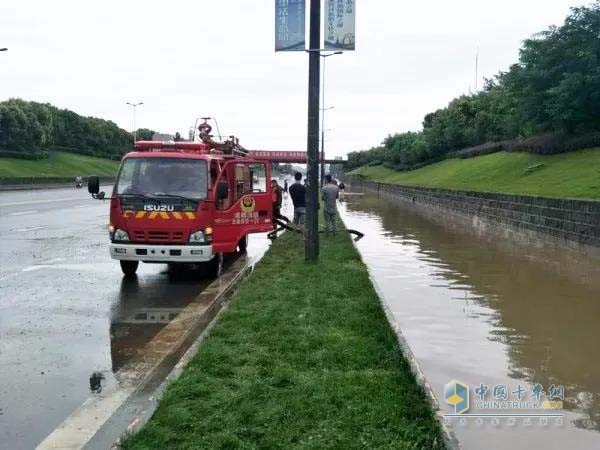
[349,148,600,200]
[0,151,119,179]
[123,223,444,449]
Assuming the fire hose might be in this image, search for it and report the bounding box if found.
[268,217,364,242]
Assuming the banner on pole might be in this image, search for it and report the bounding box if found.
[325,0,355,51]
[275,0,306,52]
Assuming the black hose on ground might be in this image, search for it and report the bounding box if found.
[268,217,364,242]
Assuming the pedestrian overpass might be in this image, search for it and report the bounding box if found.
[248,150,345,164]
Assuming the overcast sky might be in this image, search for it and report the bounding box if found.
[0,0,589,158]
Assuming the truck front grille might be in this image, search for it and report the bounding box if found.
[132,230,186,244]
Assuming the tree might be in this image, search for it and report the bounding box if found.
[136,128,155,141]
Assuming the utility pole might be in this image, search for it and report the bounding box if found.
[320,51,342,187]
[320,106,334,186]
[305,0,321,261]
[126,101,143,143]
[475,47,479,92]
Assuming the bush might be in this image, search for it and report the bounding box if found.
[505,132,600,155]
[448,140,518,159]
[0,150,49,160]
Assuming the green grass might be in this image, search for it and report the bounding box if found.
[349,149,600,200]
[122,223,444,449]
[0,151,119,178]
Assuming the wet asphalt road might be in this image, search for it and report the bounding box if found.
[0,187,271,449]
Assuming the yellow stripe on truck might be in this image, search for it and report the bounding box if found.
[122,211,196,220]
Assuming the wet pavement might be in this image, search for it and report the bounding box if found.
[0,187,275,449]
[339,191,600,449]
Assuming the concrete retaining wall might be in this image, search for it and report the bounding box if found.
[351,179,600,247]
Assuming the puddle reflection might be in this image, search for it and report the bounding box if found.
[107,228,273,375]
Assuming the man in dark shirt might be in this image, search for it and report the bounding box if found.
[288,172,306,225]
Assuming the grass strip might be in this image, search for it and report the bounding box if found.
[122,220,444,449]
[0,151,119,178]
[349,149,600,200]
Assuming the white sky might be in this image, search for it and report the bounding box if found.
[0,0,589,158]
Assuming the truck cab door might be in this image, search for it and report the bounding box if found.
[211,160,273,253]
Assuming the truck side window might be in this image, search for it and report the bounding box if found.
[248,163,267,193]
[210,161,220,188]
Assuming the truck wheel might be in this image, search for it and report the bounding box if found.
[120,260,139,277]
[237,235,248,253]
[200,253,223,278]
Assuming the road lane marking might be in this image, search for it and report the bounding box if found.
[9,210,37,216]
[16,226,47,232]
[0,197,84,207]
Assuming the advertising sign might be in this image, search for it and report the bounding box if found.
[275,0,306,52]
[325,0,355,51]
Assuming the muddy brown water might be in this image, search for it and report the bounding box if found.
[339,191,600,450]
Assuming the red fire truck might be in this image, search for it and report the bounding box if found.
[88,122,275,277]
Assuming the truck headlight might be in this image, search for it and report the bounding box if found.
[189,230,206,244]
[189,228,213,244]
[113,229,130,242]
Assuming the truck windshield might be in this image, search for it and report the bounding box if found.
[115,157,208,200]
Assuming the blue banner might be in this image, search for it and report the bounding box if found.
[275,0,306,52]
[325,0,355,51]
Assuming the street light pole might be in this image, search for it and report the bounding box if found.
[305,0,321,261]
[126,102,143,143]
[320,106,334,187]
[319,51,342,187]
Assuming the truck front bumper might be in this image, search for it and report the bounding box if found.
[109,243,213,263]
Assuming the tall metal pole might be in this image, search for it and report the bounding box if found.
[320,56,326,188]
[305,0,321,261]
[319,52,342,187]
[133,105,137,142]
[320,107,334,187]
[126,102,143,143]
[475,47,479,91]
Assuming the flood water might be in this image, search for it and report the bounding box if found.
[339,191,600,450]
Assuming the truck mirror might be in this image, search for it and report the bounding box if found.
[88,176,100,195]
[217,180,229,200]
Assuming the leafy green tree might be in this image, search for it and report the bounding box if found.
[348,2,600,171]
[136,128,155,141]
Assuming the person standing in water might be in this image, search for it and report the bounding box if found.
[321,174,339,235]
